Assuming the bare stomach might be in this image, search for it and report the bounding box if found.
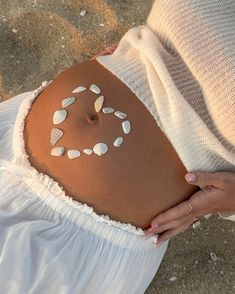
[24,59,199,229]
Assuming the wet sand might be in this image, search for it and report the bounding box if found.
[0,1,234,293]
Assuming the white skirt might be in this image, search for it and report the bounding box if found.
[0,81,169,294]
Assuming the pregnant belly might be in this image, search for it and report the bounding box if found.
[24,59,198,229]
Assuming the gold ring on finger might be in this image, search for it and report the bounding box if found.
[187,200,193,215]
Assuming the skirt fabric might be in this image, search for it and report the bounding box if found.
[0,81,169,294]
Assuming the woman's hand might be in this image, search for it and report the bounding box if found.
[145,171,235,247]
[91,43,119,60]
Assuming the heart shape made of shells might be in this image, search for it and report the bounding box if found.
[50,84,132,159]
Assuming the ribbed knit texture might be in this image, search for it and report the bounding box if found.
[97,0,235,221]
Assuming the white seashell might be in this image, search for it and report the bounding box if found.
[93,143,108,156]
[50,128,64,145]
[169,276,177,282]
[113,136,123,147]
[122,120,131,134]
[114,111,127,119]
[72,86,86,94]
[83,148,93,155]
[90,84,101,94]
[67,149,81,159]
[102,107,114,114]
[53,109,67,124]
[62,96,76,108]
[94,96,104,112]
[51,146,65,157]
[210,252,219,262]
[80,10,86,17]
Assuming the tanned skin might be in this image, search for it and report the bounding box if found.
[24,59,199,229]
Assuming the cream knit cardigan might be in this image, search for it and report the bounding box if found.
[97,0,235,221]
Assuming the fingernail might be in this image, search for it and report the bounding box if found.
[185,173,196,182]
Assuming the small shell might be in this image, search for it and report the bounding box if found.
[90,84,101,94]
[94,96,104,112]
[93,143,108,156]
[51,146,65,157]
[113,136,123,147]
[102,107,114,114]
[114,111,127,119]
[80,10,86,17]
[83,148,93,155]
[169,276,177,282]
[210,252,218,262]
[122,120,131,134]
[67,149,81,159]
[50,128,64,145]
[72,86,86,94]
[62,96,76,108]
[53,109,67,125]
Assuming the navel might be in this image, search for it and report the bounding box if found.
[50,83,132,159]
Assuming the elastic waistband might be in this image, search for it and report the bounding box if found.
[0,157,159,249]
[29,174,159,249]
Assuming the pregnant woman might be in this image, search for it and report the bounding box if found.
[0,1,235,293]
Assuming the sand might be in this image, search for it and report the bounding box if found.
[0,1,234,293]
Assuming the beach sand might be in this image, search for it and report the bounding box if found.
[0,1,234,293]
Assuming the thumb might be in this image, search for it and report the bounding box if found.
[185,171,227,190]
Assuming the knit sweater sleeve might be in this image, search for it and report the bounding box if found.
[96,0,235,221]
